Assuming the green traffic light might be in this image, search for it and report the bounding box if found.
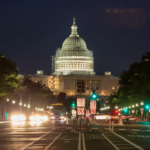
[92,94,96,98]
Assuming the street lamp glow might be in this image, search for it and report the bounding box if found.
[121,109,122,110]
[136,104,138,106]
[12,100,15,104]
[129,106,131,108]
[126,107,127,109]
[141,102,144,105]
[7,99,9,102]
[107,106,110,109]
[132,105,134,108]
[35,108,37,110]
[19,103,22,106]
[27,105,30,108]
[115,106,118,109]
[24,104,26,107]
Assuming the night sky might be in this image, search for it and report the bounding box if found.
[0,1,150,77]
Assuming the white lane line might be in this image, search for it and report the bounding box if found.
[132,129,140,131]
[78,133,81,150]
[82,133,86,150]
[101,133,119,150]
[20,130,53,150]
[118,129,126,130]
[45,133,61,150]
[113,132,144,150]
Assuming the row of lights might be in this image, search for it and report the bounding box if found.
[100,106,110,110]
[7,99,30,108]
[47,106,53,109]
[35,108,44,111]
[118,102,144,111]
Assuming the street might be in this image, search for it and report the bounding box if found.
[0,121,149,150]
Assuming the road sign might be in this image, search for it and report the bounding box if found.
[77,98,85,107]
[140,108,144,115]
[91,109,96,114]
[78,108,84,115]
[86,110,89,117]
[90,101,96,109]
[72,110,76,116]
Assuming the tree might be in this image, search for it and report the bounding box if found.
[22,77,54,108]
[113,52,150,106]
[0,53,20,102]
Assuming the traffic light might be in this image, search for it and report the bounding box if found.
[71,101,75,108]
[90,89,98,100]
[145,105,149,109]
[114,110,118,114]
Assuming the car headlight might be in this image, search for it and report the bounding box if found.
[43,116,48,121]
[11,115,26,121]
[18,115,26,121]
[30,116,35,121]
[35,115,41,121]
[11,115,18,121]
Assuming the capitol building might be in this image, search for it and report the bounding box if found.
[29,17,119,102]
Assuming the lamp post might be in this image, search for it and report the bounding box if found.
[28,83,34,112]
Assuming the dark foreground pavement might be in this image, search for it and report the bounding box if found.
[0,120,149,150]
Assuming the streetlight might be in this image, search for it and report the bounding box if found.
[7,99,9,102]
[132,105,134,108]
[28,83,34,111]
[136,104,138,106]
[19,103,22,106]
[141,102,144,105]
[12,100,15,104]
[24,104,26,107]
[115,106,118,109]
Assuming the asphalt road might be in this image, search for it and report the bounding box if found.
[0,120,149,150]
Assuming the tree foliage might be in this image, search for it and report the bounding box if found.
[113,52,150,106]
[0,53,20,101]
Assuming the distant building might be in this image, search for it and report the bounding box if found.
[28,17,119,105]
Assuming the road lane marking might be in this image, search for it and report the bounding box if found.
[45,133,61,150]
[78,133,81,150]
[101,133,119,150]
[19,130,53,150]
[82,133,86,150]
[113,132,144,150]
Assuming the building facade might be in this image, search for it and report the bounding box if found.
[28,17,119,104]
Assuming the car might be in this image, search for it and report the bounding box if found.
[50,115,66,120]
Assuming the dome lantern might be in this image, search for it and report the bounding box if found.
[70,16,79,37]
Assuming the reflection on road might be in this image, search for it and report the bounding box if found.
[12,121,25,125]
[30,121,43,125]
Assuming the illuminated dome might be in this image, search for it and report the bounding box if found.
[52,17,95,76]
[62,36,87,50]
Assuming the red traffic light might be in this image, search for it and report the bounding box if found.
[114,109,118,114]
